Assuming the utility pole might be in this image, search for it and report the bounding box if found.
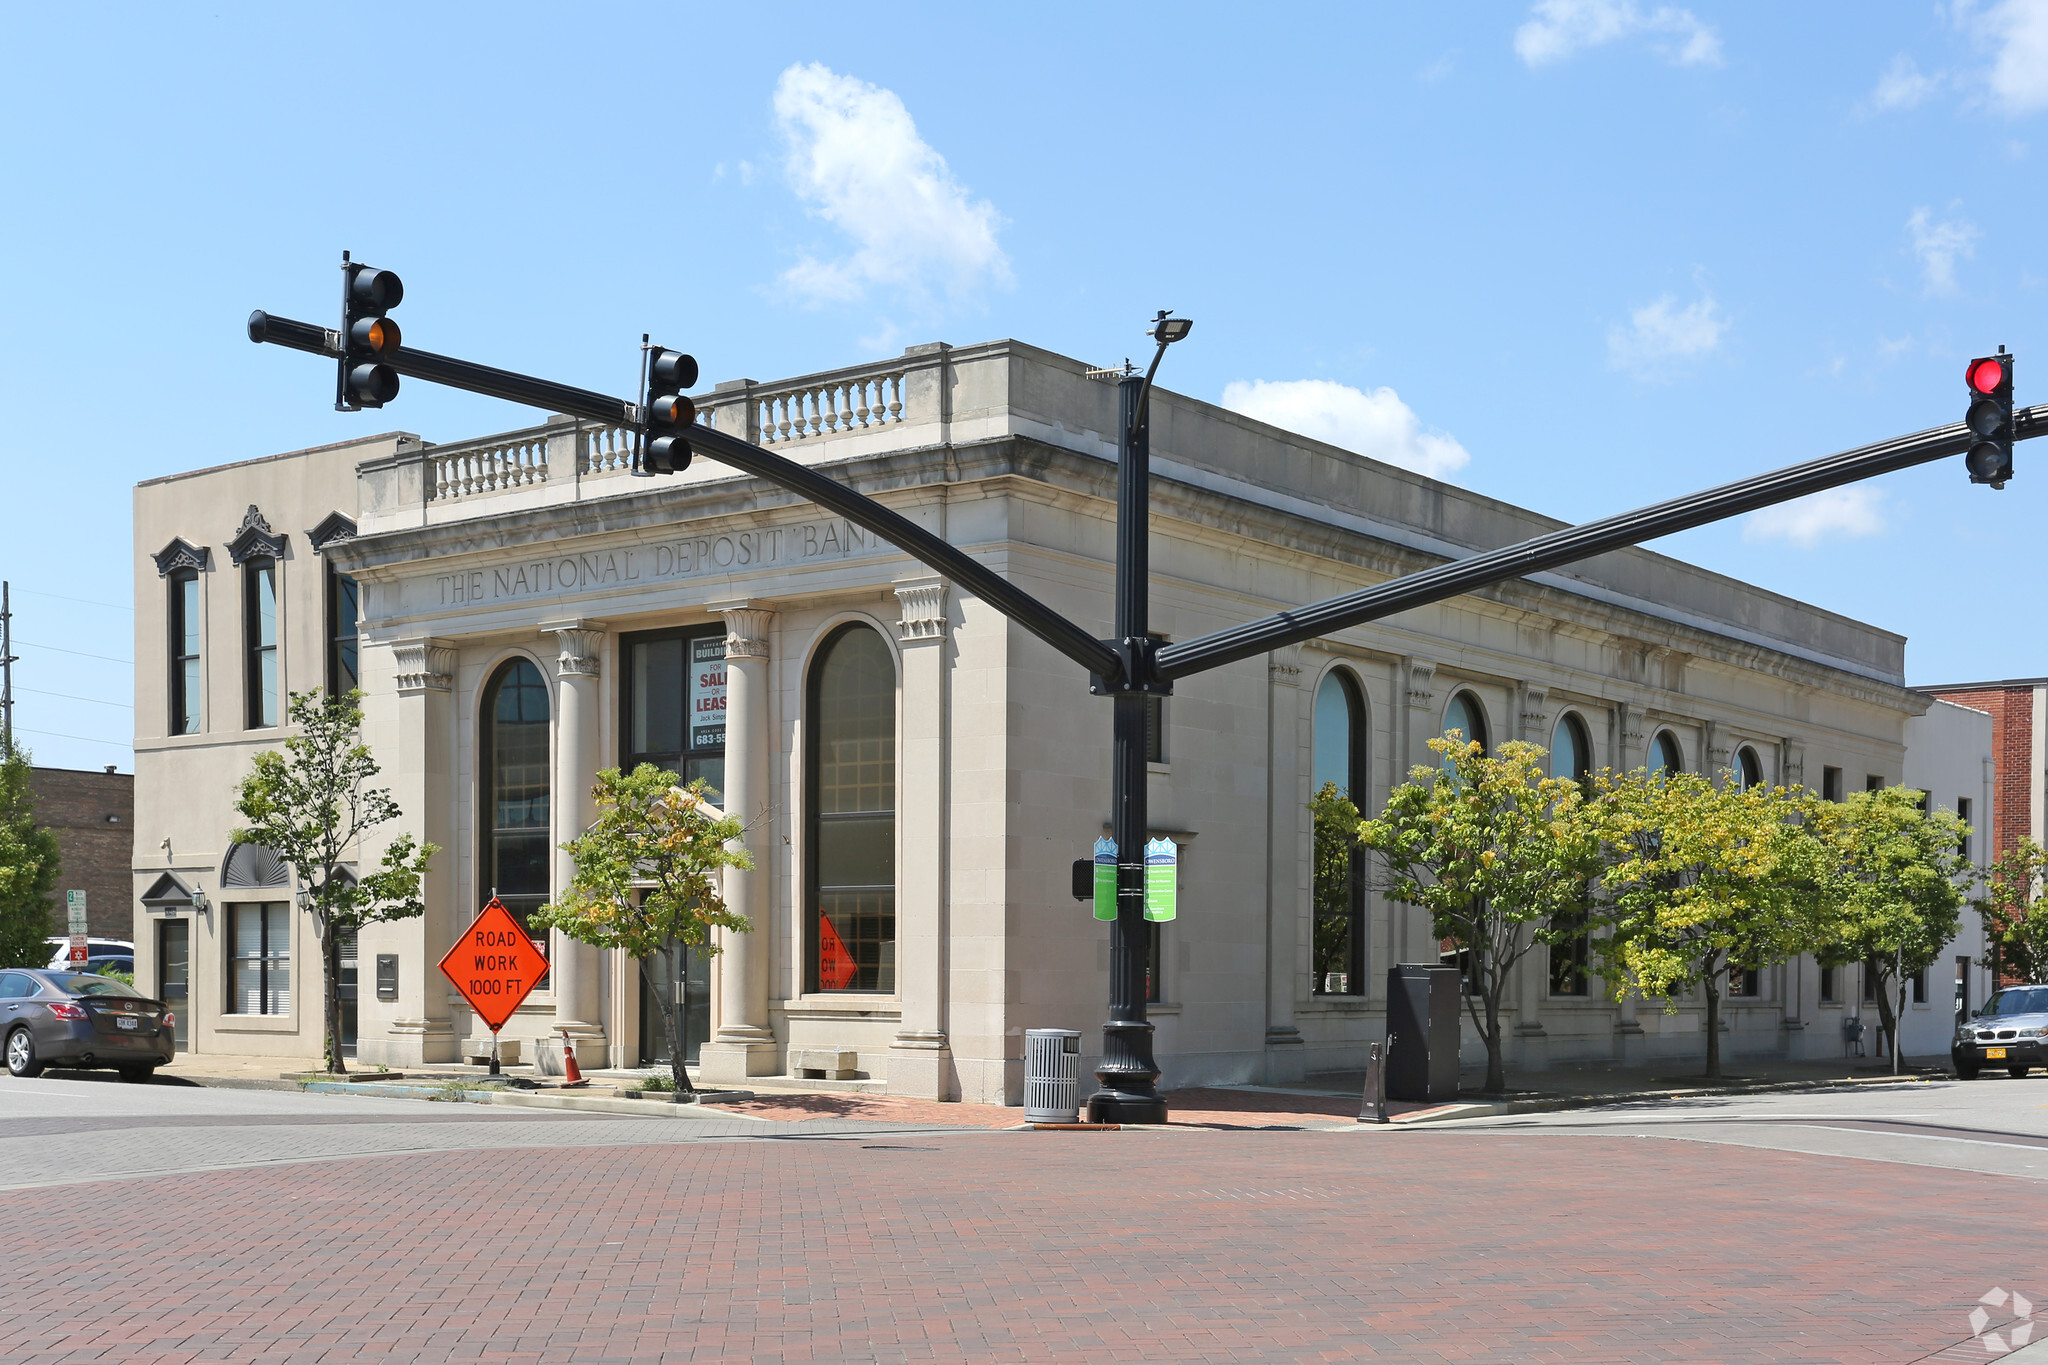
[1,580,14,756]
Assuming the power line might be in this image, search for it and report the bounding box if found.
[11,724,131,748]
[15,686,132,710]
[17,640,133,666]
[9,587,132,613]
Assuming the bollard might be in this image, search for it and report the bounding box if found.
[1358,1039,1389,1124]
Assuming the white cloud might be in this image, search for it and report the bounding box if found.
[1514,0,1722,67]
[1864,54,1942,113]
[771,63,1009,307]
[1220,379,1471,479]
[1906,206,1979,295]
[1974,0,2048,115]
[1742,487,1888,548]
[1607,290,1726,377]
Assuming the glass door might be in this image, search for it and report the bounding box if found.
[157,920,189,1050]
[637,944,710,1066]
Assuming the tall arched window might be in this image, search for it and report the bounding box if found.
[481,658,552,950]
[1443,691,1489,751]
[1312,669,1366,996]
[1651,731,1684,777]
[1550,712,1591,784]
[1547,712,1595,997]
[1736,746,1764,790]
[808,624,897,994]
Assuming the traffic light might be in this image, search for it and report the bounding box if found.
[337,256,403,411]
[1964,349,2015,488]
[638,345,699,475]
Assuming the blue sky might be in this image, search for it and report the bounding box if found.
[2,2,2044,772]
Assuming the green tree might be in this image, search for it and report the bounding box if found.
[1309,782,1363,992]
[232,690,437,1074]
[0,744,61,968]
[1589,769,1827,1080]
[1975,836,2048,985]
[1357,734,1602,1094]
[533,765,752,1096]
[1813,787,1971,1071]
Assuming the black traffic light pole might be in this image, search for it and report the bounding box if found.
[252,278,2042,1124]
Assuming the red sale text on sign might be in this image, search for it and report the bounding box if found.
[438,898,549,1031]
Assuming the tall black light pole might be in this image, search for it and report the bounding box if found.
[1086,315,1190,1125]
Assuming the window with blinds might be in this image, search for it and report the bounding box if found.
[229,902,290,1015]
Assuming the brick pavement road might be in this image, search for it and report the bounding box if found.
[4,1078,2047,1364]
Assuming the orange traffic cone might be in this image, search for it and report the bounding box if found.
[558,1029,587,1087]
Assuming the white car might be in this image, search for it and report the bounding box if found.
[44,937,135,969]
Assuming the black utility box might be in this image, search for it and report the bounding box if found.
[1385,964,1461,1102]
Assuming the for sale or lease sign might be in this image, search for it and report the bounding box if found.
[438,898,549,1031]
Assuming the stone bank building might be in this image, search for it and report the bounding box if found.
[130,340,1945,1100]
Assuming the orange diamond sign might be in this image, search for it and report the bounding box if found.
[439,898,548,1031]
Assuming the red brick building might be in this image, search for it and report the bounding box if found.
[26,766,135,941]
[1921,680,2041,866]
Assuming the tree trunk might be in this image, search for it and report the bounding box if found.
[1703,955,1722,1080]
[324,927,346,1075]
[1482,990,1505,1094]
[1869,959,1898,1066]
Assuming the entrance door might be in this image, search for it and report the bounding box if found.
[157,920,189,1050]
[637,945,710,1066]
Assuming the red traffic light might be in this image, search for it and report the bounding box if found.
[1968,357,2006,394]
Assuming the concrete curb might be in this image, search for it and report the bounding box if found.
[1366,1072,1937,1127]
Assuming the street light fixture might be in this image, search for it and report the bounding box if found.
[1084,309,1194,1125]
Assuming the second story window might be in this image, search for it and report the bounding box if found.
[169,568,201,735]
[327,565,359,697]
[244,557,278,728]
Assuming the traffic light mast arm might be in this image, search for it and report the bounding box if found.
[1155,405,2048,683]
[248,310,1122,680]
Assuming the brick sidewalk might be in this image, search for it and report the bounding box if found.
[704,1086,1366,1129]
[3,1128,2041,1362]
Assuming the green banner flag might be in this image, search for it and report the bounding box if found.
[1092,837,1117,921]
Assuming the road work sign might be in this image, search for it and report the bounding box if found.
[439,898,548,1031]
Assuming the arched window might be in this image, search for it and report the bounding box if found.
[808,624,897,994]
[481,658,552,950]
[1651,730,1684,777]
[1312,669,1367,996]
[1736,746,1764,790]
[1545,713,1595,996]
[1550,713,1591,784]
[1443,690,1489,752]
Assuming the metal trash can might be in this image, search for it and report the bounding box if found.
[1024,1028,1082,1123]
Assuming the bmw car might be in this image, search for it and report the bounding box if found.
[1954,984,2048,1080]
[2,969,175,1081]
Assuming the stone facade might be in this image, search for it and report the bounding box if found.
[132,339,1935,1096]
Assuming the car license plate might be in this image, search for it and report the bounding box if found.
[1986,1047,2007,1059]
[117,1016,138,1030]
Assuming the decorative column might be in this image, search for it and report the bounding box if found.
[1262,647,1307,1081]
[888,580,955,1098]
[545,620,606,1065]
[376,638,459,1065]
[699,603,778,1082]
[1397,659,1437,968]
[1703,720,1731,786]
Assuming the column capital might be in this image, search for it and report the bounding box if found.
[1518,683,1550,743]
[712,602,776,660]
[1267,644,1303,685]
[893,578,948,643]
[542,622,605,679]
[393,638,456,694]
